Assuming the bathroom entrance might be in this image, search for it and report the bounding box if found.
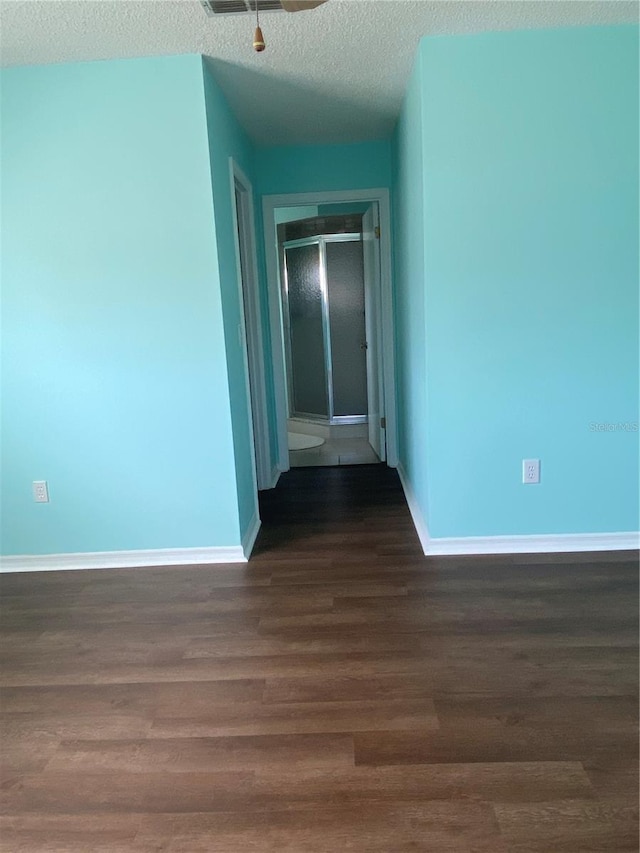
[263,189,397,477]
[274,202,385,468]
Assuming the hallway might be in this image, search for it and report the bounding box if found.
[1,465,638,851]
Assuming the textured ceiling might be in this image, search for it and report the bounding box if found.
[1,0,637,145]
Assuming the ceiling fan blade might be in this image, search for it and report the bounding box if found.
[280,0,328,11]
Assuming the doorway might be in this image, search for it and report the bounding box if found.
[279,210,375,467]
[229,159,271,499]
[263,190,397,475]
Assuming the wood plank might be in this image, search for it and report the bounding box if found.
[263,672,442,704]
[0,815,145,853]
[0,679,265,715]
[354,716,638,768]
[0,651,426,687]
[134,802,508,853]
[493,800,639,851]
[1,771,254,814]
[151,698,439,737]
[44,733,354,773]
[249,762,594,805]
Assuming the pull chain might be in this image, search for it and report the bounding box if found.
[253,1,265,52]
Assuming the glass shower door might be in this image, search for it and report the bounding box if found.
[283,242,329,419]
[325,238,368,418]
[283,234,368,424]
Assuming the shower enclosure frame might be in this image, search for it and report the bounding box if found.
[281,232,367,426]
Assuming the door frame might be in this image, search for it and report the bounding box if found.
[229,158,271,494]
[362,202,385,461]
[262,188,398,473]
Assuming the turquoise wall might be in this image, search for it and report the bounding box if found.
[275,206,318,224]
[318,203,370,216]
[255,140,392,196]
[391,49,430,525]
[202,59,259,539]
[1,55,242,555]
[394,25,639,539]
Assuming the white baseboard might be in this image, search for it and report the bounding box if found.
[242,512,261,559]
[396,462,431,553]
[396,462,639,557]
[423,531,639,556]
[0,545,247,573]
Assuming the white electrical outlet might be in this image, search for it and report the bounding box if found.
[522,459,540,484]
[33,480,49,503]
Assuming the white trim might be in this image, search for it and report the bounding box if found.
[396,462,431,553]
[376,190,397,467]
[423,532,640,556]
[263,199,292,473]
[0,546,247,573]
[229,158,270,497]
[270,466,282,489]
[262,188,398,473]
[241,512,261,559]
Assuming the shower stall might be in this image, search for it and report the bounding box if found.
[281,232,368,425]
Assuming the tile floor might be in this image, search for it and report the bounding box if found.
[289,436,380,467]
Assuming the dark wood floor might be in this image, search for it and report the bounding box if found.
[1,464,638,852]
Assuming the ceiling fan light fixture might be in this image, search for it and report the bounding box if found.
[200,0,329,53]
